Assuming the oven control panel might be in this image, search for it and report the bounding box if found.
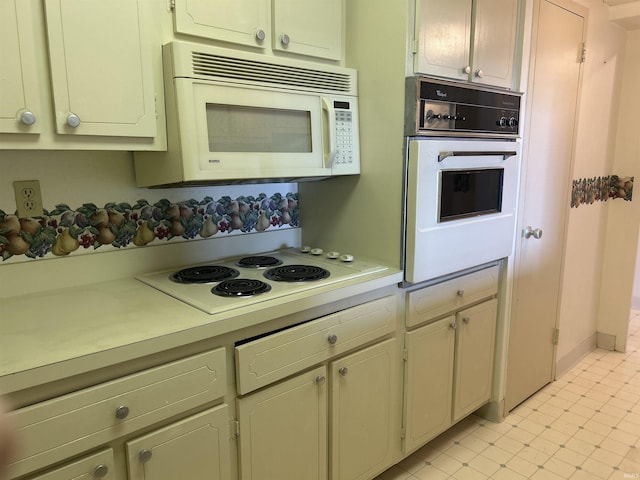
[405,77,522,138]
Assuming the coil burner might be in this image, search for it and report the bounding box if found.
[171,266,240,284]
[263,265,331,282]
[236,255,283,268]
[212,279,272,297]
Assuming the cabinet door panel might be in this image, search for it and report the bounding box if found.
[173,0,269,50]
[126,405,231,480]
[237,366,327,480]
[403,317,455,453]
[453,299,497,422]
[23,449,114,480]
[414,0,472,80]
[0,0,41,134]
[44,0,156,137]
[272,0,343,60]
[472,0,518,88]
[331,339,398,480]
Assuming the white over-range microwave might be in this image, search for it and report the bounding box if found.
[134,41,360,186]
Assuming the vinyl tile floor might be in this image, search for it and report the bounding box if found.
[375,310,640,480]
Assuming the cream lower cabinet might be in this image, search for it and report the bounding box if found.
[237,339,398,480]
[126,405,231,480]
[403,299,497,453]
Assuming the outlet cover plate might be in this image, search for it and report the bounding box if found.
[13,180,44,218]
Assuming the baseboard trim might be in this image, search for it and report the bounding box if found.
[596,331,616,351]
[556,333,597,378]
[475,400,505,423]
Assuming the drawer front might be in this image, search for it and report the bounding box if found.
[407,265,499,328]
[9,348,226,478]
[19,449,115,480]
[236,296,396,395]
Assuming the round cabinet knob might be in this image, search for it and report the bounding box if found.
[255,29,266,42]
[338,367,349,376]
[315,375,326,385]
[93,464,109,479]
[327,334,338,345]
[449,322,457,330]
[20,110,36,126]
[476,69,484,78]
[139,449,153,464]
[463,65,471,74]
[462,317,470,324]
[66,113,81,128]
[281,34,290,46]
[115,405,130,420]
[457,290,464,297]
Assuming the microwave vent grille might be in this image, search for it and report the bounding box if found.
[190,52,354,93]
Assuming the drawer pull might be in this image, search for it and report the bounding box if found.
[93,464,109,478]
[338,367,349,376]
[115,405,130,420]
[327,334,338,345]
[457,290,465,296]
[315,375,326,385]
[139,449,153,464]
[462,317,470,324]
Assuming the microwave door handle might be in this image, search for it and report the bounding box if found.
[322,98,337,168]
[438,151,518,162]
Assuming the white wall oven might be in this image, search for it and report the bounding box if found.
[403,78,522,284]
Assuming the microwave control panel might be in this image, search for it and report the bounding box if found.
[329,99,360,175]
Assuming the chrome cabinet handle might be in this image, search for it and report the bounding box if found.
[524,226,543,239]
[20,110,36,125]
[93,464,109,478]
[67,113,81,128]
[281,34,290,46]
[315,375,326,385]
[338,367,349,376]
[139,449,153,463]
[327,334,338,345]
[115,405,130,419]
[255,29,266,42]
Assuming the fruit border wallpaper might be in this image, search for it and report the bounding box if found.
[0,192,299,262]
[571,175,633,208]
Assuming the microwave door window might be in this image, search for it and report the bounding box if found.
[439,169,504,222]
[206,104,312,153]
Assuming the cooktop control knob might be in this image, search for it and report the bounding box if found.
[498,117,508,127]
[300,246,311,253]
[326,251,340,259]
[339,254,354,262]
[509,117,518,128]
[310,248,324,256]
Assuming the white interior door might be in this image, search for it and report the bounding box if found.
[505,0,586,412]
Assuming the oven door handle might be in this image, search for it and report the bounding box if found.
[438,151,518,162]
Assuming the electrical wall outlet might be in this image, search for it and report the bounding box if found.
[13,180,44,218]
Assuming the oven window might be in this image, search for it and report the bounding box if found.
[439,168,504,222]
[206,104,312,153]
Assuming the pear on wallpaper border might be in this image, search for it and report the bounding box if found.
[256,210,271,232]
[200,215,218,237]
[0,215,20,236]
[6,233,30,255]
[133,221,156,246]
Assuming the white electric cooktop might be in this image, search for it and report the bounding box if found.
[136,247,389,315]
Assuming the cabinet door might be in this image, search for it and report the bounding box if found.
[43,0,156,137]
[403,316,455,453]
[414,0,472,81]
[272,0,343,61]
[0,0,41,134]
[126,405,231,480]
[471,0,518,89]
[24,449,114,480]
[173,0,269,50]
[453,298,497,422]
[330,339,398,480]
[237,366,327,480]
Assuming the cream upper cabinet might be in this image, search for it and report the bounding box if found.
[44,0,156,137]
[173,0,269,51]
[172,0,344,61]
[414,0,519,89]
[0,1,42,134]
